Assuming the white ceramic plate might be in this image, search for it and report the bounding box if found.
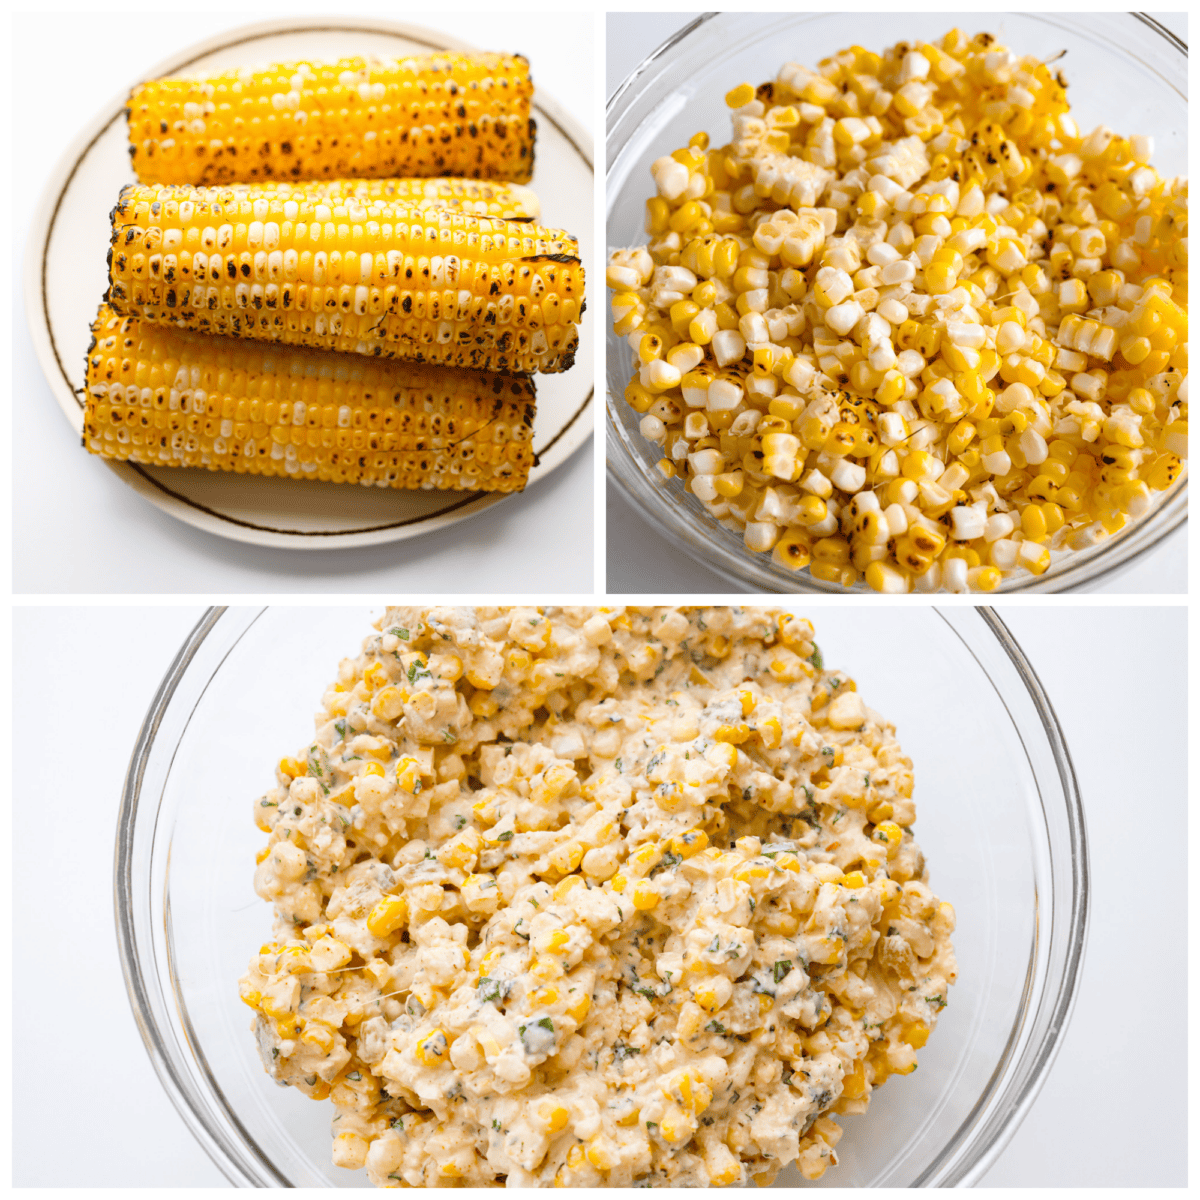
[24,17,594,550]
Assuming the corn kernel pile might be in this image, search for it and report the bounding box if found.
[608,29,1188,592]
[241,606,955,1186]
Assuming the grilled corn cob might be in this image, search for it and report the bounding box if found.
[106,182,583,374]
[127,52,535,185]
[224,177,540,220]
[83,304,537,492]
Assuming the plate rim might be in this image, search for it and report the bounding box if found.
[23,14,594,551]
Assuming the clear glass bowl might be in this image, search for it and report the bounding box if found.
[116,606,1088,1187]
[606,12,1187,593]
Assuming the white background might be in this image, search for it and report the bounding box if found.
[12,8,595,594]
[11,604,1187,1187]
[604,11,1188,595]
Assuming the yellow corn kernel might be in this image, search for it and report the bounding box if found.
[629,843,661,871]
[725,82,755,108]
[301,1021,336,1053]
[414,1028,449,1067]
[278,756,305,779]
[567,990,592,1022]
[610,873,627,894]
[367,895,409,938]
[530,985,560,1008]
[566,1144,586,1169]
[706,1145,742,1187]
[841,871,867,889]
[362,661,388,691]
[553,874,585,903]
[544,929,571,955]
[370,685,404,720]
[739,688,757,716]
[586,1137,616,1171]
[693,976,732,1014]
[548,840,584,875]
[395,756,422,792]
[841,1061,867,1100]
[733,863,770,885]
[714,722,752,744]
[873,821,903,858]
[902,1021,930,1048]
[669,828,710,858]
[540,1101,570,1133]
[533,762,577,805]
[632,880,660,911]
[757,716,783,749]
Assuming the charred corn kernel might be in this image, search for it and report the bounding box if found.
[367,895,409,937]
[414,1028,449,1067]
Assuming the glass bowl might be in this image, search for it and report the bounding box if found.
[116,605,1088,1187]
[606,12,1187,593]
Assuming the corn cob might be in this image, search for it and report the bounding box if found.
[83,304,537,492]
[106,182,583,374]
[218,177,540,220]
[127,52,535,186]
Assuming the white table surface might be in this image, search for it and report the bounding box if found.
[13,10,596,595]
[605,12,1188,596]
[11,604,1186,1186]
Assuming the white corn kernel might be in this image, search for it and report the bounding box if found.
[949,505,986,540]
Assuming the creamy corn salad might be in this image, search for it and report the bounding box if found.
[608,29,1187,592]
[240,607,956,1186]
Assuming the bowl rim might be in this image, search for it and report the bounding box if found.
[115,604,1089,1186]
[605,10,1187,594]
